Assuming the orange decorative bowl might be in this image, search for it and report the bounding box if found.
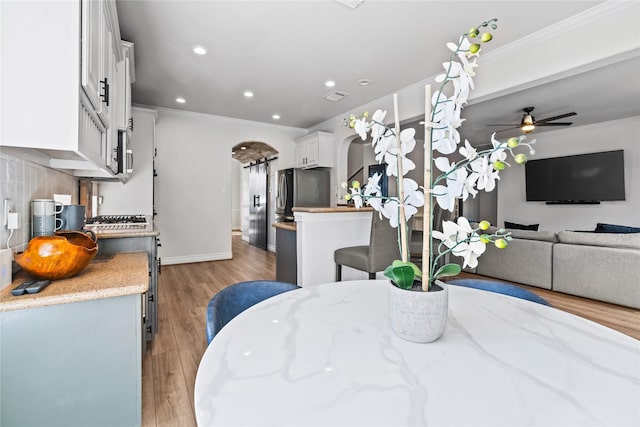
[15,231,98,280]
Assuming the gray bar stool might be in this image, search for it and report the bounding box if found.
[334,212,401,281]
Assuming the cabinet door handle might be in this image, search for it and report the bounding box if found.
[100,78,110,106]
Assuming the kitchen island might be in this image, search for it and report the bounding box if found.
[0,252,148,427]
[293,206,374,286]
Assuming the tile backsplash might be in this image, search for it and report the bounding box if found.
[0,151,78,251]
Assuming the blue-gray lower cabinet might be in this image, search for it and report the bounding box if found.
[0,294,142,427]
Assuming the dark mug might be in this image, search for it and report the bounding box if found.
[57,205,86,231]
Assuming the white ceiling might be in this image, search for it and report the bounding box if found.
[115,0,635,132]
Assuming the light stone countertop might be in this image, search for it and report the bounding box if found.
[0,252,149,312]
[292,206,374,213]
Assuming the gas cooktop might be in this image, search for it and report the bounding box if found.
[85,215,148,225]
[84,215,149,232]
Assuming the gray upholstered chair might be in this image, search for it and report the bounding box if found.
[334,212,401,281]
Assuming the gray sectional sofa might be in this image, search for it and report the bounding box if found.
[469,226,640,309]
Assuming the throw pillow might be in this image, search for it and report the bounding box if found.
[594,223,640,234]
[504,221,539,231]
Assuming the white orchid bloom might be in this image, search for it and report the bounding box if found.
[431,91,450,123]
[449,62,471,105]
[399,128,416,155]
[434,156,454,173]
[469,156,500,192]
[354,118,369,140]
[456,37,478,83]
[451,239,486,269]
[370,110,387,141]
[432,218,466,248]
[432,184,457,212]
[490,133,507,163]
[373,133,395,159]
[459,139,477,161]
[380,198,400,228]
[349,186,363,209]
[433,217,486,268]
[364,173,382,196]
[385,151,415,177]
[403,178,425,210]
[463,173,479,199]
[431,120,459,155]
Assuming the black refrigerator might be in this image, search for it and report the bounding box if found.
[275,168,330,222]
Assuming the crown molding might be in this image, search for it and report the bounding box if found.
[143,104,306,132]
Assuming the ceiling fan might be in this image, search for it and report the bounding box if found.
[487,107,577,134]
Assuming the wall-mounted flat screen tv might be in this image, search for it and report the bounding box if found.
[525,150,625,202]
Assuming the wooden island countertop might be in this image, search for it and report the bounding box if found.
[0,251,149,312]
[272,222,297,231]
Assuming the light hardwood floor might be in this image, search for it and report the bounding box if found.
[142,235,639,427]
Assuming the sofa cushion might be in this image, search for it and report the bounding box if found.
[594,223,640,234]
[477,224,558,242]
[557,231,640,250]
[505,221,539,231]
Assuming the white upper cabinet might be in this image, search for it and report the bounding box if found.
[113,42,135,132]
[81,0,103,113]
[295,132,334,169]
[0,0,129,179]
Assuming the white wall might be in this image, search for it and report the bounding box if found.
[98,108,157,215]
[231,159,242,230]
[496,116,640,231]
[153,108,304,264]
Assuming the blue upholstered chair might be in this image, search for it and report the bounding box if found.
[206,280,299,344]
[447,279,551,306]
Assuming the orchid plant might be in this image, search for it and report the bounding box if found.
[344,19,536,291]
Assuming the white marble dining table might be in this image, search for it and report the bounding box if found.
[194,280,640,426]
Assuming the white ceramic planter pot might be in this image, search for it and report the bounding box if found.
[388,280,449,343]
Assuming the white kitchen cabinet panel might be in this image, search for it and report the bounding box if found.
[1,0,126,179]
[81,0,103,112]
[114,42,135,132]
[294,131,334,169]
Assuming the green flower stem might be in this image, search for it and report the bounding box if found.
[425,21,490,285]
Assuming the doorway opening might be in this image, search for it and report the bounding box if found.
[231,141,278,250]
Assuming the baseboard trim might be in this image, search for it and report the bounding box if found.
[162,252,232,265]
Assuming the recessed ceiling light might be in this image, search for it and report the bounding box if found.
[243,91,254,98]
[176,97,186,103]
[272,114,281,120]
[358,79,372,86]
[325,80,336,87]
[192,45,207,55]
[240,146,247,150]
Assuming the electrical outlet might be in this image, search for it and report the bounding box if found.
[3,199,15,227]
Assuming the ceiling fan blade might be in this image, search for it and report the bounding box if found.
[485,124,520,127]
[493,126,521,133]
[536,122,573,126]
[535,112,577,123]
